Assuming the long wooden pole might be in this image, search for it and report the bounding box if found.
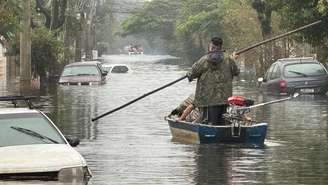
[92,20,321,121]
[235,20,322,55]
[92,75,188,121]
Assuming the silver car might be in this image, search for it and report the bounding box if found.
[258,57,328,95]
[58,61,107,85]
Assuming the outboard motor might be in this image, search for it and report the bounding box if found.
[224,96,254,137]
[226,96,254,118]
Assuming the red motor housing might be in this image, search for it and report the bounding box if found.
[228,96,254,107]
[228,96,246,106]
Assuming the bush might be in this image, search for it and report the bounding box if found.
[31,27,64,78]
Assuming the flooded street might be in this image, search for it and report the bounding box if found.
[2,54,328,184]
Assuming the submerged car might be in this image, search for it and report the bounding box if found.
[102,64,132,74]
[0,96,91,182]
[258,57,328,95]
[58,61,107,85]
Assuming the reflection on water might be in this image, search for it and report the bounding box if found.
[1,54,328,184]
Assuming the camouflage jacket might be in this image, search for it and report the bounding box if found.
[188,51,240,107]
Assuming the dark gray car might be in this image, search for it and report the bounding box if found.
[258,57,328,95]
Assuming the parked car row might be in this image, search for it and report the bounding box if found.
[258,57,328,95]
[0,60,133,182]
[58,61,131,86]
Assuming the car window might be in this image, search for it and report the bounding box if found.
[0,113,66,147]
[265,63,276,80]
[61,65,100,76]
[270,64,281,80]
[102,66,112,72]
[97,64,105,73]
[284,63,327,78]
[111,66,129,73]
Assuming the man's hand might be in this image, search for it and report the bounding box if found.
[186,72,193,82]
[231,51,239,60]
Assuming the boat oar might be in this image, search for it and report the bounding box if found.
[91,75,188,121]
[240,92,300,110]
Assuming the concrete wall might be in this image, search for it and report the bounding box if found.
[0,45,6,84]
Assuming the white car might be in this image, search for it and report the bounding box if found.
[102,64,132,74]
[0,96,91,182]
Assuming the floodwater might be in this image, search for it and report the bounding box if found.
[1,54,328,185]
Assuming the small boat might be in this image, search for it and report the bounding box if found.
[166,96,270,146]
[128,51,143,55]
[166,118,267,145]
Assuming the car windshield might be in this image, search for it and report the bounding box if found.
[61,65,100,76]
[284,63,327,78]
[0,113,66,147]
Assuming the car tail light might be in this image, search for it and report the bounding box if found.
[279,80,287,93]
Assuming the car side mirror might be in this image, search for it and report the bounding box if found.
[65,135,80,147]
[258,77,267,83]
[102,71,108,76]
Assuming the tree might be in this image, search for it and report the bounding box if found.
[120,0,262,61]
[96,0,118,55]
[35,0,67,30]
[175,0,225,58]
[277,0,328,61]
[250,0,284,74]
[121,0,181,54]
[31,27,63,86]
[0,0,20,44]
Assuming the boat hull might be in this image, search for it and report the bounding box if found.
[167,118,267,145]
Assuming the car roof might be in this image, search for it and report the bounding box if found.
[64,61,102,67]
[0,108,39,115]
[102,63,129,67]
[277,57,319,64]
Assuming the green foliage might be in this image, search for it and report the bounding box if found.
[275,0,328,61]
[0,0,21,41]
[176,0,225,37]
[277,0,328,42]
[31,27,64,77]
[121,0,180,49]
[120,0,262,59]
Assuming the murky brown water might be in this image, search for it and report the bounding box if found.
[1,54,328,184]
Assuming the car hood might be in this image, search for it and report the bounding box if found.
[0,144,87,174]
[59,76,100,83]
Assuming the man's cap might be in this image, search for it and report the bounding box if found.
[211,37,223,46]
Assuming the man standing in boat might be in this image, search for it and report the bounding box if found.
[186,37,240,125]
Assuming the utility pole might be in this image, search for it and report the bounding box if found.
[20,0,32,88]
[85,1,97,60]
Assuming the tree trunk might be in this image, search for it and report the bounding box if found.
[63,0,75,64]
[75,32,82,62]
[84,1,97,60]
[20,0,31,88]
[251,0,273,73]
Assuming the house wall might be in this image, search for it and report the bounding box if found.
[0,45,6,84]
